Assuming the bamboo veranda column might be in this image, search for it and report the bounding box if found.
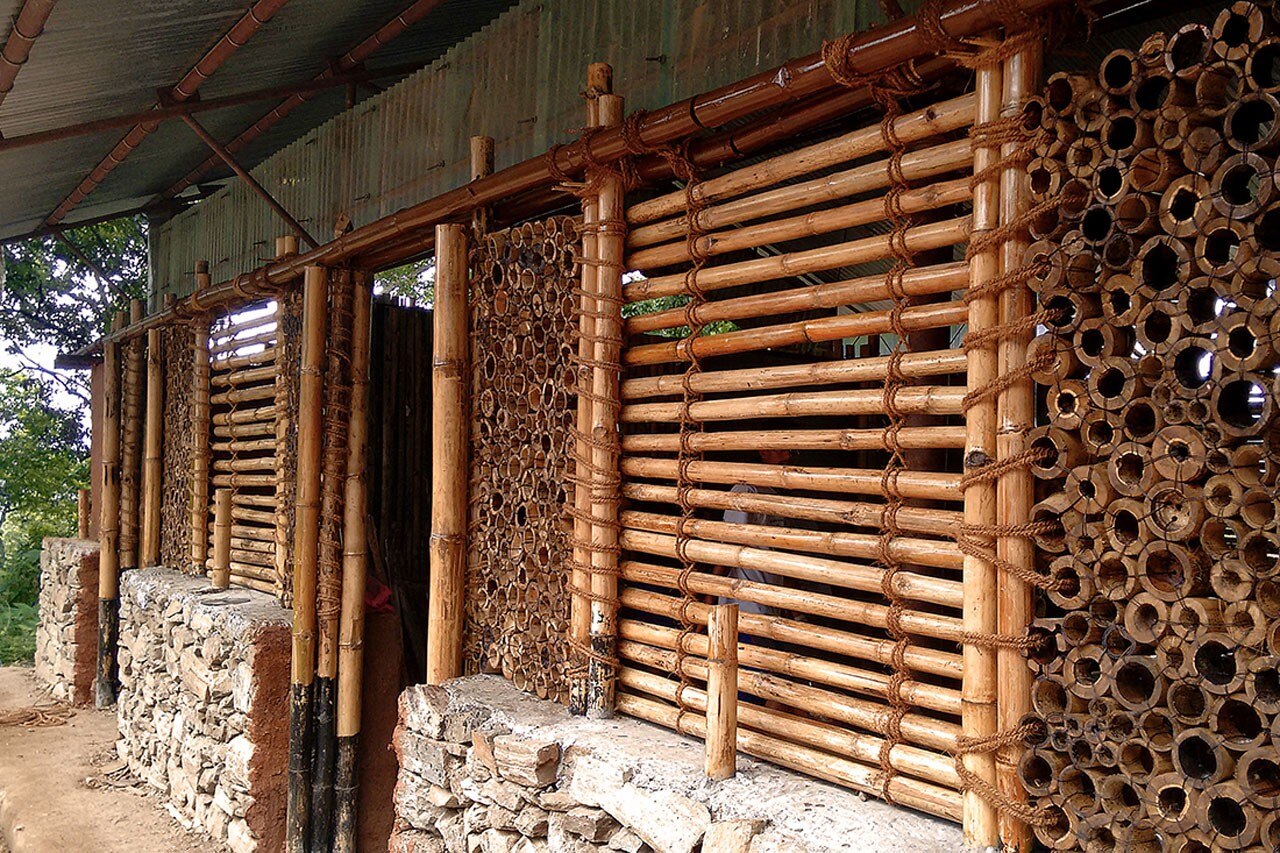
[119,298,144,571]
[78,488,90,538]
[570,62,609,715]
[211,488,231,590]
[586,89,625,720]
[427,224,469,685]
[140,326,163,567]
[96,310,125,709]
[996,42,1040,852]
[961,57,1003,848]
[705,603,739,781]
[287,265,327,853]
[189,261,212,573]
[334,273,372,853]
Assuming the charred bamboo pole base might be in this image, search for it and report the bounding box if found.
[287,683,313,853]
[333,735,359,853]
[309,675,336,851]
[95,597,119,708]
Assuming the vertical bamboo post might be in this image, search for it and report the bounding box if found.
[570,63,610,715]
[427,223,469,685]
[288,264,327,853]
[961,57,1003,848]
[77,488,90,539]
[119,298,143,571]
[470,135,495,236]
[705,603,739,781]
[314,269,354,852]
[95,310,125,709]
[334,273,372,853]
[140,326,163,567]
[211,488,231,590]
[277,234,300,258]
[189,261,212,573]
[586,89,625,719]
[996,41,1040,852]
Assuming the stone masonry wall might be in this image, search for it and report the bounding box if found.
[117,568,290,853]
[392,676,962,853]
[33,538,99,704]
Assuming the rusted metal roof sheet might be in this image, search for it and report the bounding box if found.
[151,0,903,293]
[0,0,517,240]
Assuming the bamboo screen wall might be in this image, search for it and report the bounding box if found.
[190,296,302,598]
[606,63,1029,824]
[464,218,580,702]
[160,324,194,570]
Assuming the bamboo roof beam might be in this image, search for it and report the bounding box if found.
[91,0,1081,351]
[0,0,58,113]
[42,0,294,228]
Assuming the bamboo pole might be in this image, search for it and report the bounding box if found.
[334,273,371,853]
[623,586,962,680]
[626,261,969,335]
[626,92,976,226]
[620,482,962,538]
[96,311,124,709]
[570,63,608,714]
[621,425,966,453]
[287,265,327,853]
[140,327,163,567]
[617,691,962,821]
[313,269,354,851]
[190,262,212,573]
[622,348,967,399]
[77,488,90,538]
[624,217,970,302]
[620,659,957,789]
[586,91,625,720]
[621,385,965,423]
[470,135,494,236]
[119,298,143,571]
[427,224,469,685]
[705,604,738,781]
[627,140,973,253]
[996,43,1040,852]
[623,300,968,366]
[211,488,231,590]
[961,57,1003,848]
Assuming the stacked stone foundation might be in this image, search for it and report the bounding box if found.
[33,538,99,704]
[392,676,961,853]
[117,567,289,853]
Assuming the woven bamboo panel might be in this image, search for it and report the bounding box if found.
[160,324,194,571]
[464,217,580,703]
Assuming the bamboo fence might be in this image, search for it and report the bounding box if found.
[1025,4,1280,849]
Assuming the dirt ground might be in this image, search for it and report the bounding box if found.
[0,667,223,853]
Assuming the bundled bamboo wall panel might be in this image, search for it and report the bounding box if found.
[119,299,144,571]
[1026,5,1280,849]
[140,327,163,567]
[159,322,194,570]
[463,217,579,704]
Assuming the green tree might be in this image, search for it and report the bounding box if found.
[0,216,148,403]
[0,373,89,662]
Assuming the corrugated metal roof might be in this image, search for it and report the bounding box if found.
[0,0,517,240]
[151,0,903,293]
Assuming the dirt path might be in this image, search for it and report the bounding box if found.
[0,667,223,853]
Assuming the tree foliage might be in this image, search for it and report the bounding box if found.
[0,216,148,402]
